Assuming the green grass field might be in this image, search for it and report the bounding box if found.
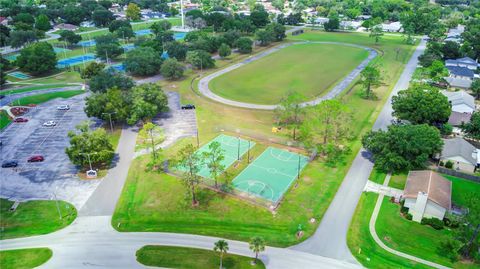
[12,90,84,106]
[0,199,77,240]
[0,248,52,269]
[1,84,75,96]
[0,111,11,130]
[136,246,265,269]
[113,30,418,247]
[349,171,480,268]
[210,43,369,105]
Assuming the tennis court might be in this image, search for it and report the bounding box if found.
[174,32,186,40]
[122,44,135,51]
[135,29,152,36]
[79,40,96,47]
[57,54,95,68]
[110,63,125,72]
[232,147,309,203]
[53,47,71,53]
[8,71,31,80]
[180,134,255,179]
[5,54,19,61]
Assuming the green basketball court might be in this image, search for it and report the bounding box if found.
[232,147,309,203]
[193,134,255,178]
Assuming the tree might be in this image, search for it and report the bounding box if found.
[176,143,203,206]
[250,7,269,28]
[213,240,229,269]
[13,13,34,27]
[81,62,106,79]
[61,5,88,25]
[139,122,161,160]
[274,91,305,140]
[392,85,451,125]
[160,58,184,80]
[255,29,274,46]
[457,195,480,260]
[362,124,443,172]
[89,70,135,93]
[249,236,265,264]
[108,20,132,33]
[427,60,448,82]
[115,26,134,41]
[8,30,37,48]
[461,112,480,140]
[58,30,82,46]
[360,65,382,98]
[35,14,51,31]
[92,8,115,27]
[218,43,231,58]
[370,25,384,44]
[324,15,339,32]
[150,20,172,36]
[124,47,163,76]
[165,41,188,61]
[442,41,462,60]
[16,42,56,75]
[126,3,141,21]
[186,50,215,70]
[202,141,225,188]
[66,122,115,168]
[0,25,10,47]
[85,87,131,123]
[266,22,286,41]
[235,37,253,54]
[471,80,480,100]
[95,33,123,60]
[128,83,168,124]
[221,30,241,47]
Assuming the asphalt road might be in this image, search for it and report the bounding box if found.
[291,38,427,263]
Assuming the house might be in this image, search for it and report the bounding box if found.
[381,21,402,32]
[448,111,472,127]
[314,17,329,25]
[445,57,479,71]
[440,137,479,173]
[444,66,475,89]
[403,170,451,222]
[80,21,95,28]
[445,25,465,44]
[340,20,362,30]
[441,90,476,113]
[54,23,78,31]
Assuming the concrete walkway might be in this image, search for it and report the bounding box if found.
[198,41,377,110]
[364,180,403,198]
[369,174,451,269]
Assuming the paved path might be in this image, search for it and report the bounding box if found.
[291,38,427,263]
[369,174,451,269]
[364,180,403,198]
[198,41,377,110]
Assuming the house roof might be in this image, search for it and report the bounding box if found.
[447,66,475,78]
[448,111,472,126]
[441,90,475,111]
[441,137,478,166]
[444,77,473,89]
[404,170,452,210]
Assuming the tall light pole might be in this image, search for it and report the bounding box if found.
[102,112,116,133]
[52,186,62,220]
[80,152,97,171]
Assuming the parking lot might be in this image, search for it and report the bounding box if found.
[0,93,102,208]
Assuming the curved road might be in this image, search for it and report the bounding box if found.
[198,41,378,110]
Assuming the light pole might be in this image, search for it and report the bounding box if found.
[102,112,116,133]
[52,186,62,220]
[237,137,240,161]
[297,155,301,180]
[80,152,97,171]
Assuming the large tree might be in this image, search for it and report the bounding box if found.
[8,30,37,48]
[126,3,141,21]
[95,33,123,60]
[85,87,131,123]
[81,62,106,79]
[186,50,215,70]
[16,42,56,75]
[58,30,82,46]
[360,65,382,98]
[124,47,163,76]
[362,124,443,172]
[266,22,286,42]
[165,41,188,61]
[274,91,305,140]
[61,5,87,25]
[235,37,253,54]
[160,58,184,80]
[392,84,451,125]
[89,70,135,93]
[128,83,168,124]
[213,240,229,269]
[108,20,132,33]
[176,143,204,206]
[65,122,115,168]
[255,29,274,46]
[461,112,480,140]
[35,14,51,32]
[249,237,265,265]
[471,79,480,100]
[92,8,115,27]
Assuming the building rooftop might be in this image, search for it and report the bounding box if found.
[404,170,452,210]
[441,137,478,166]
[447,66,475,78]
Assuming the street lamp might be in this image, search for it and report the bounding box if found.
[102,112,116,133]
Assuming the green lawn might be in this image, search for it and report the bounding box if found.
[0,199,77,240]
[113,30,417,247]
[0,111,11,130]
[12,90,84,106]
[136,245,265,269]
[1,84,76,96]
[210,43,369,105]
[9,71,83,85]
[0,248,52,269]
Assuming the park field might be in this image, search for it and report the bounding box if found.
[0,248,52,269]
[113,30,418,247]
[210,43,369,105]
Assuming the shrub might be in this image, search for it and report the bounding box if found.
[445,160,454,169]
[439,160,445,167]
[160,58,184,80]
[421,217,444,230]
[406,213,413,220]
[235,37,253,54]
[443,218,460,229]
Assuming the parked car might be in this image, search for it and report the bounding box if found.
[43,121,57,127]
[1,160,18,168]
[27,155,44,162]
[57,105,70,110]
[13,117,28,123]
[181,104,196,110]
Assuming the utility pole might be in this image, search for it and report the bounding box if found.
[247,140,251,163]
[237,137,240,161]
[297,155,301,180]
[102,112,116,133]
[52,187,62,220]
[196,130,200,147]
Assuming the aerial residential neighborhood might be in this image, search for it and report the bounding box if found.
[0,0,479,269]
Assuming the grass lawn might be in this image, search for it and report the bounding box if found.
[136,245,265,269]
[210,43,369,105]
[12,90,84,106]
[0,248,52,269]
[1,84,74,96]
[0,111,11,130]
[113,30,418,246]
[9,71,83,85]
[0,199,76,240]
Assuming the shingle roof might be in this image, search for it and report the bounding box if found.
[441,90,475,111]
[441,137,478,166]
[404,170,452,210]
[447,66,475,78]
[448,111,472,126]
[444,77,473,89]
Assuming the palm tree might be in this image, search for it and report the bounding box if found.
[249,236,265,264]
[213,239,229,269]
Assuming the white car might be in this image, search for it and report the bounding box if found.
[57,105,70,110]
[43,121,57,127]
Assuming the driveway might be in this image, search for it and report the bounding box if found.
[290,38,427,262]
[0,93,103,208]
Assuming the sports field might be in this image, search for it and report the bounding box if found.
[233,147,309,202]
[183,134,255,179]
[209,43,369,105]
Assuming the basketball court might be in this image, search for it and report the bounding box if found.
[232,147,309,203]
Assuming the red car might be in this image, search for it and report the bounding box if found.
[27,155,44,162]
[13,117,28,123]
